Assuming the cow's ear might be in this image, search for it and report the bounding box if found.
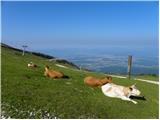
[106,76,112,80]
[129,87,133,91]
[106,76,110,79]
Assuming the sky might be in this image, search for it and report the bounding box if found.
[1,1,159,50]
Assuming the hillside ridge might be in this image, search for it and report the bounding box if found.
[1,43,80,69]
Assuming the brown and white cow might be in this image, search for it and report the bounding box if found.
[101,83,141,104]
[27,62,37,68]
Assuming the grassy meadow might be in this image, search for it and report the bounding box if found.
[135,74,159,81]
[1,45,159,119]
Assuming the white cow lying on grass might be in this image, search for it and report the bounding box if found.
[101,83,141,104]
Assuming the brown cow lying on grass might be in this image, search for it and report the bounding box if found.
[84,76,112,87]
[44,65,69,78]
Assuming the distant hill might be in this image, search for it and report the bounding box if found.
[1,43,80,70]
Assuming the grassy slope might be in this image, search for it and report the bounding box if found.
[1,46,159,119]
[114,74,159,81]
[135,75,159,81]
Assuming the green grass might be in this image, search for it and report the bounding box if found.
[1,46,159,119]
[112,74,159,82]
[134,74,159,81]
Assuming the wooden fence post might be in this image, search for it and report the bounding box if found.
[128,55,132,79]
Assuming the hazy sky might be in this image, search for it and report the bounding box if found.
[2,1,158,50]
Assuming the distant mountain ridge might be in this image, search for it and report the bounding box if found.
[1,43,80,70]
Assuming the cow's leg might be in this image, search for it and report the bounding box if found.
[44,72,49,77]
[121,96,137,104]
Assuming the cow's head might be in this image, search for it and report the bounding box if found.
[101,76,112,85]
[45,65,50,71]
[129,83,141,96]
[106,76,112,81]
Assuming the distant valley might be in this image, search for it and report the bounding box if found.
[37,47,159,75]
